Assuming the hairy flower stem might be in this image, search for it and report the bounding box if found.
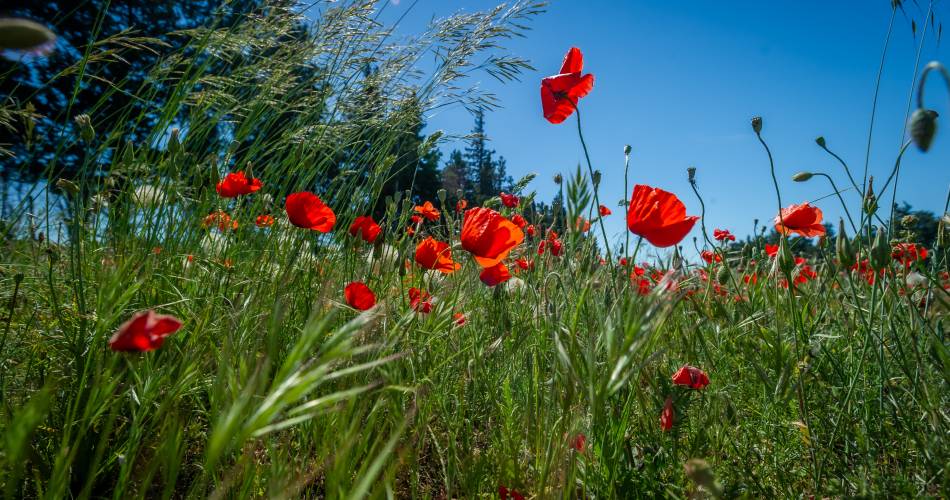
[573,105,613,266]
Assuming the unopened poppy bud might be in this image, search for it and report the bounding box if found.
[437,189,447,205]
[687,167,696,183]
[55,178,80,195]
[717,264,730,283]
[751,116,763,134]
[74,114,94,142]
[0,18,56,52]
[870,227,890,270]
[863,177,877,215]
[909,108,938,152]
[815,136,826,148]
[791,171,813,182]
[624,144,632,156]
[778,239,795,275]
[592,170,602,187]
[553,173,563,185]
[836,219,855,268]
[168,128,181,155]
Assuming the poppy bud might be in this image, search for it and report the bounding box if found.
[592,170,602,188]
[624,144,632,156]
[863,177,877,216]
[815,136,826,148]
[778,239,795,276]
[687,167,696,183]
[0,18,56,52]
[716,264,730,283]
[909,108,938,152]
[870,227,890,270]
[751,116,763,134]
[554,173,563,185]
[74,114,94,142]
[791,171,813,182]
[437,188,447,206]
[168,128,181,155]
[835,219,855,268]
[55,178,80,195]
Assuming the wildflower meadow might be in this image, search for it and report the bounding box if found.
[0,1,948,498]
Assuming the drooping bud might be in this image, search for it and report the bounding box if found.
[624,144,632,156]
[55,178,80,195]
[909,108,938,152]
[687,167,696,184]
[870,227,890,270]
[0,18,56,53]
[74,114,94,142]
[791,171,813,182]
[592,170,602,188]
[815,136,826,148]
[836,219,855,268]
[553,173,563,185]
[751,116,763,134]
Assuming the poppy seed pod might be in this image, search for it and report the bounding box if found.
[437,188,447,206]
[624,144,632,156]
[815,136,826,148]
[870,228,890,270]
[791,172,813,182]
[835,219,855,268]
[751,116,763,134]
[909,108,938,152]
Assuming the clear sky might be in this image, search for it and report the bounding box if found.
[363,1,949,253]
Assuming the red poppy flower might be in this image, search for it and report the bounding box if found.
[480,262,512,287]
[511,214,527,229]
[700,250,722,264]
[414,201,441,221]
[454,312,467,326]
[626,184,699,247]
[713,228,735,242]
[255,214,275,228]
[406,226,416,236]
[415,237,461,274]
[456,199,468,212]
[660,396,674,431]
[599,204,612,216]
[408,287,432,313]
[765,244,779,258]
[349,215,382,244]
[575,217,591,233]
[500,192,520,208]
[570,433,586,453]
[526,225,537,238]
[109,310,183,352]
[285,192,336,232]
[216,171,262,198]
[515,257,534,271]
[541,47,595,124]
[461,207,525,267]
[774,203,825,238]
[499,485,525,500]
[202,210,238,232]
[344,282,376,311]
[892,243,928,266]
[671,365,710,389]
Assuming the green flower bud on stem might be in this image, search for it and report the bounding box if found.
[909,108,938,152]
[791,172,813,182]
[870,227,890,271]
[835,219,855,268]
[751,116,763,134]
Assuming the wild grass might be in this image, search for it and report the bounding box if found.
[0,0,948,498]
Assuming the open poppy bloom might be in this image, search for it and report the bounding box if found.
[202,210,237,232]
[660,396,674,431]
[626,184,699,248]
[498,485,526,500]
[511,214,527,229]
[453,312,467,326]
[479,262,512,287]
[344,282,376,311]
[774,203,825,238]
[255,214,275,228]
[408,287,433,313]
[461,207,525,267]
[456,199,468,212]
[500,192,520,208]
[892,243,928,266]
[526,225,537,238]
[599,205,612,216]
[765,244,779,258]
[713,228,735,242]
[109,310,183,352]
[671,365,710,389]
[216,172,262,198]
[415,237,461,274]
[286,192,336,232]
[570,433,586,453]
[349,215,382,244]
[414,201,441,221]
[541,47,595,124]
[700,250,721,264]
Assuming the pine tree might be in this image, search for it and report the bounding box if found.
[464,108,496,203]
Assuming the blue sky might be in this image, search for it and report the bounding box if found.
[370,1,949,253]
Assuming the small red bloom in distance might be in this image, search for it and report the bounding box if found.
[599,204,612,216]
[626,184,699,247]
[511,214,527,229]
[526,224,537,238]
[408,287,432,313]
[285,192,336,232]
[541,47,595,124]
[349,215,382,244]
[456,199,468,212]
[461,207,525,267]
[500,192,520,208]
[713,228,735,242]
[498,485,526,500]
[774,203,825,238]
[892,243,928,266]
[203,210,237,231]
[660,396,674,431]
[700,250,721,264]
[415,237,461,274]
[414,201,441,221]
[765,244,779,258]
[344,282,376,311]
[570,433,586,453]
[216,171,262,198]
[671,365,710,389]
[480,262,512,287]
[109,310,183,352]
[453,312,467,326]
[255,214,275,227]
